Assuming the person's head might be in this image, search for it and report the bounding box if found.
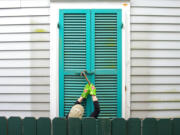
[68,104,84,118]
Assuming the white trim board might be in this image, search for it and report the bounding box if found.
[50,2,130,119]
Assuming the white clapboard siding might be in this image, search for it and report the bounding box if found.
[131,102,180,118]
[0,86,49,93]
[132,59,180,67]
[0,25,49,33]
[21,0,50,7]
[0,42,49,50]
[132,0,180,8]
[132,93,180,102]
[0,33,49,42]
[0,77,49,85]
[131,7,180,16]
[0,16,49,25]
[131,16,180,24]
[0,8,49,17]
[132,67,180,75]
[0,0,50,118]
[132,50,180,58]
[0,0,20,8]
[131,41,180,50]
[131,111,180,118]
[132,76,180,84]
[131,84,180,93]
[0,51,49,59]
[131,102,180,110]
[0,68,49,76]
[0,94,49,102]
[0,60,49,68]
[0,103,49,110]
[131,24,180,32]
[131,0,180,118]
[131,32,180,41]
[0,111,49,118]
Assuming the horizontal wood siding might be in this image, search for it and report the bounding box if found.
[131,0,180,118]
[0,0,50,118]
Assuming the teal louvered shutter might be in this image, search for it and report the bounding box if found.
[91,9,122,118]
[59,9,91,117]
[59,9,122,118]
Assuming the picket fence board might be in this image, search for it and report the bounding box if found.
[0,117,7,135]
[173,118,180,135]
[37,118,51,135]
[143,118,157,135]
[112,118,127,135]
[98,119,111,135]
[68,118,81,135]
[128,118,141,135]
[8,117,22,135]
[53,118,67,135]
[23,117,36,135]
[158,119,172,135]
[82,118,96,135]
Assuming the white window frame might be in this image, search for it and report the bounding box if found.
[50,1,131,119]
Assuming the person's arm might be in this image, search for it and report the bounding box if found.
[77,96,84,103]
[90,96,100,118]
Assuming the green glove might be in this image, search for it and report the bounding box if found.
[89,84,96,96]
[81,84,90,98]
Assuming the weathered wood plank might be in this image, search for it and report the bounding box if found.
[23,117,36,135]
[0,117,7,135]
[143,118,157,135]
[37,118,51,135]
[127,118,141,135]
[53,118,67,135]
[112,118,127,135]
[8,117,22,135]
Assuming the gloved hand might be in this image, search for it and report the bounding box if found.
[81,84,90,98]
[89,84,96,96]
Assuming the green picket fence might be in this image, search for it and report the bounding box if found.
[0,117,180,135]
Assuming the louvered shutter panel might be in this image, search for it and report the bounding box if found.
[91,9,122,118]
[59,10,91,117]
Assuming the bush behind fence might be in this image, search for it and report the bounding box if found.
[0,117,180,135]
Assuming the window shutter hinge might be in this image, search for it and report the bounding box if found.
[121,23,123,29]
[58,23,60,29]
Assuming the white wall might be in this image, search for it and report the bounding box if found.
[131,0,180,118]
[0,0,50,118]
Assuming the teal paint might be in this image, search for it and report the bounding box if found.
[59,9,64,117]
[86,9,91,73]
[87,9,96,115]
[59,9,91,117]
[91,9,122,117]
[95,70,117,75]
[59,9,122,118]
[85,10,93,116]
[86,75,94,116]
[116,9,122,117]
